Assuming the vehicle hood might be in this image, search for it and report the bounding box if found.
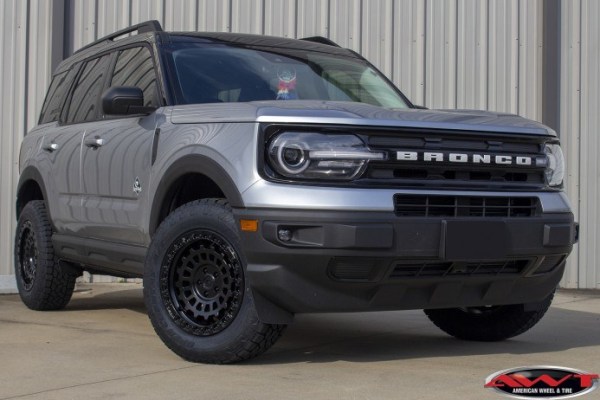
[169,101,555,137]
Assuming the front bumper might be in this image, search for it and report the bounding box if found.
[234,207,576,323]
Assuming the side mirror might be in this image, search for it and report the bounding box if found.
[101,86,155,115]
[413,104,428,110]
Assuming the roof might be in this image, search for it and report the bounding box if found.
[166,32,353,57]
[54,20,355,74]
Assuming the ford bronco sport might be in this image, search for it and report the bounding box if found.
[15,21,577,363]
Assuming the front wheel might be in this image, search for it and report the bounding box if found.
[144,199,285,364]
[424,291,555,341]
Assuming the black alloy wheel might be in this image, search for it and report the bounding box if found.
[163,230,243,336]
[17,221,38,292]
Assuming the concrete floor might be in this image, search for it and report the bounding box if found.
[0,284,598,400]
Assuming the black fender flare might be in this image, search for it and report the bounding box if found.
[16,166,50,219]
[148,154,245,236]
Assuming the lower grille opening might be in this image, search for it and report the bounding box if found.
[534,255,566,274]
[394,194,539,217]
[390,259,530,278]
[329,261,376,281]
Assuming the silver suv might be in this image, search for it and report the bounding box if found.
[15,21,577,363]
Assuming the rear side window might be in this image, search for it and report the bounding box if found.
[65,55,111,124]
[110,47,159,108]
[38,68,77,124]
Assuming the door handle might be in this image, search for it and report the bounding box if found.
[42,143,59,152]
[84,137,104,149]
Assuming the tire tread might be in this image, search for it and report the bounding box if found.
[15,200,76,311]
[424,292,554,342]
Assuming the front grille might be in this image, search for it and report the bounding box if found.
[365,131,548,189]
[368,167,542,185]
[390,260,530,278]
[394,195,539,217]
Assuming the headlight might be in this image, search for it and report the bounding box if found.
[267,132,385,180]
[544,143,565,187]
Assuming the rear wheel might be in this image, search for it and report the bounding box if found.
[14,201,76,310]
[144,199,285,364]
[424,291,554,341]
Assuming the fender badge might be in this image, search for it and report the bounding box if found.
[133,177,142,195]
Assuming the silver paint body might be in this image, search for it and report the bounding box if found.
[20,100,568,252]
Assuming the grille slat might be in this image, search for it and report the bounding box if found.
[368,135,541,154]
[390,260,530,278]
[394,194,539,218]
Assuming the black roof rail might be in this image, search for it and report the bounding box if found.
[74,20,163,54]
[300,36,341,47]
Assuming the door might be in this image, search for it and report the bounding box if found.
[79,46,161,245]
[35,67,83,235]
[50,55,114,235]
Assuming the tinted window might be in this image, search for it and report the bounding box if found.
[38,68,78,124]
[111,47,158,107]
[167,44,408,108]
[65,55,111,124]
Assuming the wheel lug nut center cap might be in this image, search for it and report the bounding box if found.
[202,274,216,290]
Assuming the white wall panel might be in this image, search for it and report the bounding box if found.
[1,0,597,289]
[329,0,361,51]
[392,0,425,105]
[231,0,264,34]
[487,0,519,114]
[517,0,542,121]
[264,0,296,38]
[425,0,457,109]
[0,0,28,277]
[361,0,393,77]
[97,0,131,37]
[296,0,328,38]
[560,0,582,289]
[27,0,63,130]
[456,0,487,110]
[574,0,600,289]
[131,0,164,25]
[70,0,97,52]
[197,0,231,32]
[164,0,197,31]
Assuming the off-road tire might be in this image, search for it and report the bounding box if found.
[424,291,555,341]
[14,201,76,310]
[144,199,285,364]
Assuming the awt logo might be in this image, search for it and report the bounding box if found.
[484,366,599,399]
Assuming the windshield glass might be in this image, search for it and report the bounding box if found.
[166,42,409,108]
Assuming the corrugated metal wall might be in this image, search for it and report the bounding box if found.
[0,0,26,287]
[0,0,597,288]
[0,0,64,289]
[560,0,600,289]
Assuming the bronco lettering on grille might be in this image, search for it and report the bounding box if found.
[396,151,533,166]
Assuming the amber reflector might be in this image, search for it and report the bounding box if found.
[240,219,258,232]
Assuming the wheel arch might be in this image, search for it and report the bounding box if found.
[149,154,245,236]
[16,166,49,220]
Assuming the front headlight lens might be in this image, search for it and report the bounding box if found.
[267,132,385,180]
[544,143,565,187]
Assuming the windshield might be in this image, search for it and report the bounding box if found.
[166,42,409,108]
